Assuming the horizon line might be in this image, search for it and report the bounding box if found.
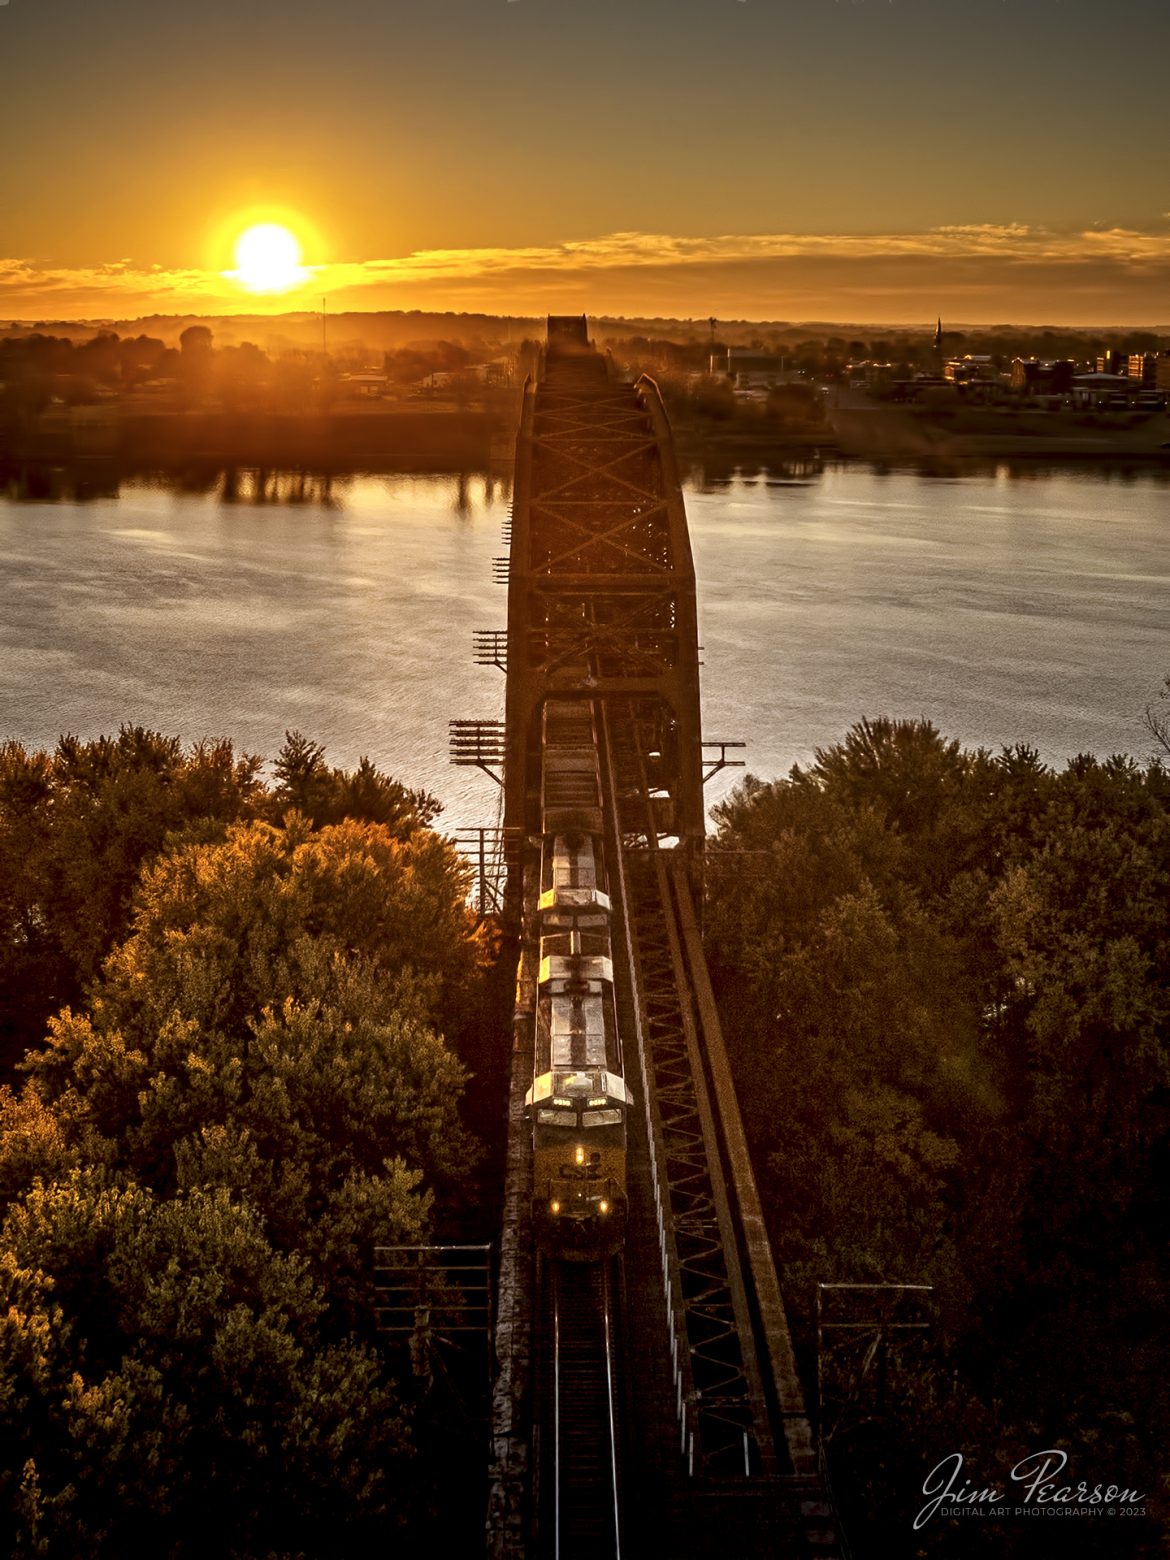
[4,308,1170,335]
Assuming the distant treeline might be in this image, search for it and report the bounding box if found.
[0,327,525,466]
[0,326,520,417]
[708,718,1168,1557]
[11,308,1165,361]
[1,308,543,355]
[666,376,829,437]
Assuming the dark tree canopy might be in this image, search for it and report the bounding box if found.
[707,719,1168,1557]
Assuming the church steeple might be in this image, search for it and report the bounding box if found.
[933,316,943,350]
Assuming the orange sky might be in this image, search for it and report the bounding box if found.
[3,0,1169,327]
[6,227,1170,329]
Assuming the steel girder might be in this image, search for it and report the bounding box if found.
[503,341,704,859]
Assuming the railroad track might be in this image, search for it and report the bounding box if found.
[542,1259,622,1560]
[489,319,844,1558]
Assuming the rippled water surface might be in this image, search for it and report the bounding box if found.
[1,465,1166,827]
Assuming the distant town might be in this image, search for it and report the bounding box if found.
[827,340,1170,409]
[1,313,1168,469]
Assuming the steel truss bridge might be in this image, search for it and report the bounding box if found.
[475,318,845,1559]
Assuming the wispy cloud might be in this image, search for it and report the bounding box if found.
[4,225,1170,324]
[0,257,233,311]
[314,225,1170,287]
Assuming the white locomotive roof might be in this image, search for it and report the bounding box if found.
[553,834,598,888]
[549,989,607,1071]
[540,834,610,913]
[526,1069,633,1108]
[540,954,614,989]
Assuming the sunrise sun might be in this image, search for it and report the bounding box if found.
[232,223,306,293]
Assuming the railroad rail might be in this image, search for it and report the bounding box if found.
[484,317,844,1559]
[541,1260,622,1559]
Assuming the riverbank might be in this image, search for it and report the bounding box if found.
[651,398,1170,468]
[0,403,514,469]
[671,424,838,460]
[830,402,1170,463]
[5,396,1170,475]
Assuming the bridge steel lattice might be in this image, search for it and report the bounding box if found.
[486,317,843,1559]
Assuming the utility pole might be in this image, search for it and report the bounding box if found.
[321,296,328,359]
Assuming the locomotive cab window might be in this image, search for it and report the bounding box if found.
[582,1108,623,1127]
[536,1108,577,1126]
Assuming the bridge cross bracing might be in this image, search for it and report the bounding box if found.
[485,317,843,1560]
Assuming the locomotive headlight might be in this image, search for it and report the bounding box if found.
[599,1200,609,1215]
[575,1146,585,1166]
[550,1199,561,1215]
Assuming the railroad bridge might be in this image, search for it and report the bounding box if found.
[476,317,844,1559]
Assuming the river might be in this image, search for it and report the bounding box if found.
[1,463,1166,831]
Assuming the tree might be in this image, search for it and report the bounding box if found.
[272,730,439,832]
[0,1173,409,1557]
[22,813,481,1200]
[178,326,214,402]
[0,799,487,1553]
[178,325,213,357]
[0,730,264,1076]
[0,730,446,1081]
[1143,673,1170,761]
[705,719,1169,1556]
[765,382,824,432]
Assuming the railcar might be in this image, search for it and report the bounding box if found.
[526,698,631,1261]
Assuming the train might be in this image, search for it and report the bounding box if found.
[525,696,631,1262]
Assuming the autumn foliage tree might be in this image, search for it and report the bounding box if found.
[0,728,443,1075]
[0,732,490,1556]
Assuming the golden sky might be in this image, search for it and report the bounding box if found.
[3,0,1168,326]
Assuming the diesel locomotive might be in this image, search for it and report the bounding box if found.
[525,697,631,1261]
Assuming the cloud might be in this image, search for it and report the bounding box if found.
[0,256,232,314]
[4,225,1170,324]
[312,225,1170,287]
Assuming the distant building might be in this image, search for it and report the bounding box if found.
[1071,372,1132,407]
[338,371,389,399]
[943,354,999,385]
[1011,358,1075,395]
[845,360,894,390]
[1127,353,1157,388]
[420,361,508,391]
[1096,350,1128,375]
[709,349,789,389]
[1157,351,1170,393]
[888,375,953,402]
